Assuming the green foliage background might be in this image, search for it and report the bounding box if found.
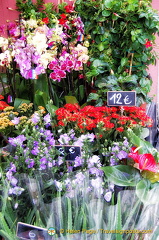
[75,0,159,105]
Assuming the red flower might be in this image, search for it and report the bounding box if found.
[60,14,67,19]
[0,95,9,110]
[128,151,157,172]
[116,127,124,132]
[144,40,152,48]
[0,95,4,100]
[78,74,84,79]
[64,5,74,13]
[42,17,49,24]
[58,18,67,25]
[64,103,80,112]
[86,61,91,67]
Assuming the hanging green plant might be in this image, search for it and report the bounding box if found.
[75,0,159,106]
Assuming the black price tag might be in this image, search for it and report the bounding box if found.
[55,145,81,161]
[16,222,52,240]
[107,91,136,106]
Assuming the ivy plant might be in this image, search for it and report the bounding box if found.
[75,0,159,106]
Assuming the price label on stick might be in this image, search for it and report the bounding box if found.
[16,222,52,240]
[107,91,136,106]
[55,145,81,161]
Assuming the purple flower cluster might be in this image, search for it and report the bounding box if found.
[8,135,26,147]
[14,42,43,79]
[103,138,130,166]
[6,109,131,203]
[6,163,24,195]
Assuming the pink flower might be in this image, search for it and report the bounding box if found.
[60,62,67,71]
[11,117,20,125]
[78,74,84,79]
[128,150,158,172]
[74,60,82,70]
[66,60,74,69]
[57,69,66,78]
[48,60,58,70]
[50,72,58,80]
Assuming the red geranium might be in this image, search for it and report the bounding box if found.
[116,127,124,132]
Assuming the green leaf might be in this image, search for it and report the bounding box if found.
[138,36,145,44]
[87,93,99,101]
[14,98,31,110]
[126,129,157,155]
[102,10,111,17]
[96,79,108,88]
[86,69,99,78]
[0,73,8,83]
[139,77,151,87]
[92,59,107,67]
[133,127,150,139]
[98,43,105,51]
[46,101,58,116]
[67,197,72,230]
[34,90,48,107]
[136,179,159,204]
[64,96,78,104]
[0,213,16,240]
[101,165,141,187]
[116,194,123,240]
[104,0,112,8]
[0,230,15,240]
[79,85,85,99]
[34,74,49,94]
[121,57,128,67]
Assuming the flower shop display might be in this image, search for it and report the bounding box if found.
[1,0,159,240]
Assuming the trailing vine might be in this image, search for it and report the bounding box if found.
[75,0,159,106]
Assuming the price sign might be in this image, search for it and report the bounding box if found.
[55,145,81,161]
[16,222,52,240]
[107,91,136,106]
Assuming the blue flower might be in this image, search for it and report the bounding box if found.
[117,150,128,160]
[74,156,84,167]
[31,146,39,155]
[44,113,51,124]
[8,135,26,147]
[58,133,71,144]
[89,167,103,177]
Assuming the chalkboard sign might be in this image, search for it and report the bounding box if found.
[107,91,136,106]
[55,145,81,161]
[16,222,52,240]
